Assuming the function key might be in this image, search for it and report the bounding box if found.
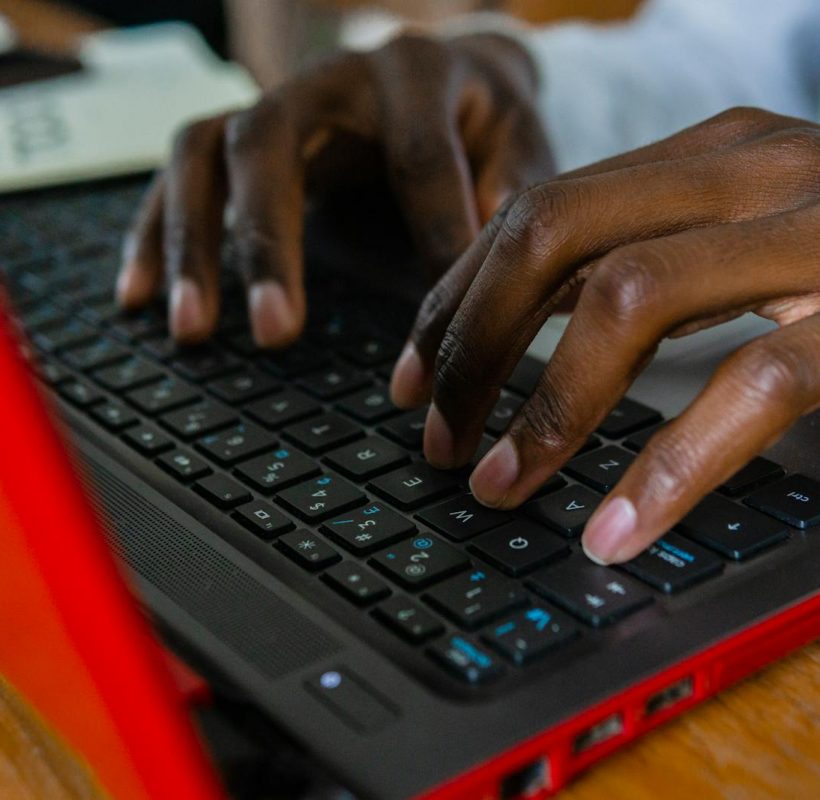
[196,423,277,466]
[428,636,505,685]
[127,377,200,415]
[231,500,294,540]
[528,558,653,627]
[370,534,470,589]
[485,393,523,436]
[719,457,785,497]
[233,447,319,493]
[423,570,527,630]
[482,606,578,666]
[321,502,415,554]
[678,494,788,560]
[276,473,365,522]
[246,389,321,430]
[283,412,364,455]
[297,364,371,400]
[193,473,252,509]
[90,400,138,431]
[277,530,340,571]
[373,597,444,644]
[744,475,820,530]
[208,369,280,404]
[596,398,662,438]
[171,348,241,382]
[563,446,635,493]
[323,562,391,606]
[622,532,723,593]
[337,386,399,424]
[417,494,510,542]
[622,421,666,452]
[469,522,568,577]
[524,484,602,538]
[378,407,428,450]
[122,424,174,456]
[367,463,459,511]
[339,336,401,367]
[157,449,212,482]
[160,400,237,440]
[324,435,409,481]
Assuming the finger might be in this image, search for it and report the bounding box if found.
[469,204,820,507]
[424,128,820,469]
[163,116,228,342]
[580,310,820,564]
[394,108,797,418]
[373,37,480,280]
[117,174,165,309]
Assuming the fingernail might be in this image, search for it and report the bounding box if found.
[469,436,519,507]
[250,281,297,347]
[581,496,638,565]
[424,403,456,469]
[390,342,425,408]
[170,278,205,340]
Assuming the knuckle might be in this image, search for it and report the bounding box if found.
[377,32,448,65]
[709,106,773,130]
[727,339,809,405]
[224,103,277,156]
[500,185,573,261]
[639,432,701,504]
[414,281,454,339]
[517,385,575,452]
[433,326,481,401]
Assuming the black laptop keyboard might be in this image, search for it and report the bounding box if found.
[2,179,819,690]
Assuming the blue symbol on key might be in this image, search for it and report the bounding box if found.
[494,621,516,637]
[386,553,397,560]
[470,571,486,583]
[317,476,332,486]
[525,608,552,631]
[332,519,354,526]
[414,537,434,550]
[363,505,381,515]
[274,449,290,459]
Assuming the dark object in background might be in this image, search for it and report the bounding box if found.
[60,0,228,56]
[0,48,83,88]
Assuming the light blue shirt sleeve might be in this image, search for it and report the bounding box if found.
[518,0,820,171]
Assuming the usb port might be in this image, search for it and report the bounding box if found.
[500,757,549,799]
[572,713,624,755]
[645,676,694,716]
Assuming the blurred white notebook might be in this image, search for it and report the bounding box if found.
[0,23,259,192]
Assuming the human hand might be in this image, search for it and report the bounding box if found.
[390,107,820,564]
[115,32,552,347]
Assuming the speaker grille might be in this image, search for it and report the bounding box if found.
[86,461,341,680]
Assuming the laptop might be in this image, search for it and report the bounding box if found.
[1,174,818,800]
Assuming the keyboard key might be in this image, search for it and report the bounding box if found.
[140,335,178,362]
[246,389,321,430]
[378,407,428,450]
[234,447,320,493]
[505,355,543,397]
[35,359,70,386]
[368,463,459,510]
[337,386,399,424]
[122,424,174,456]
[231,500,295,540]
[596,398,662,438]
[196,423,277,466]
[324,435,409,481]
[482,606,578,666]
[321,501,415,553]
[93,357,165,392]
[90,400,138,431]
[370,534,470,589]
[127,377,200,415]
[339,336,401,367]
[423,571,527,630]
[622,422,666,452]
[257,342,329,378]
[160,400,237,440]
[297,364,371,400]
[171,348,241,382]
[563,445,635,493]
[194,473,252,509]
[469,435,496,469]
[108,309,166,342]
[622,533,723,593]
[59,378,104,408]
[528,558,653,627]
[157,449,212,482]
[208,369,280,404]
[678,494,789,560]
[745,475,820,529]
[428,636,505,685]
[524,484,603,538]
[283,412,364,455]
[277,473,365,522]
[373,596,444,644]
[485,393,523,436]
[719,457,785,497]
[470,522,568,577]
[417,494,510,542]
[32,318,96,352]
[63,338,130,371]
[277,530,340,571]
[323,562,390,606]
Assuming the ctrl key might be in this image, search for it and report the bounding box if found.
[428,636,505,685]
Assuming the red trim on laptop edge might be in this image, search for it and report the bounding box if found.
[419,593,820,799]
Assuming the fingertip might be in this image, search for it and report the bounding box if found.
[423,403,457,470]
[580,496,639,565]
[469,436,519,508]
[390,342,429,408]
[249,281,303,348]
[169,278,213,343]
[116,259,155,309]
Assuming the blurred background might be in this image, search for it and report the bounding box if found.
[1,0,642,88]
